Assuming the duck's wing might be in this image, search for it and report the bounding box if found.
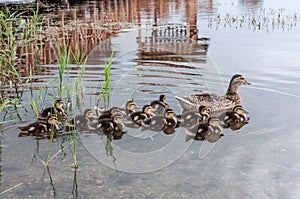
[175,94,219,110]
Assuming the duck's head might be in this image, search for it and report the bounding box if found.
[55,99,64,109]
[227,74,251,94]
[198,106,211,118]
[233,105,248,115]
[84,109,95,119]
[165,108,175,118]
[142,105,153,115]
[126,100,137,111]
[159,95,167,103]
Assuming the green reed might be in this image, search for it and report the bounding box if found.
[0,8,24,95]
[70,128,78,168]
[100,51,114,110]
[46,120,56,166]
[57,44,71,99]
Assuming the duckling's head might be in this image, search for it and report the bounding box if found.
[227,74,251,94]
[142,105,153,115]
[233,105,247,115]
[84,109,94,118]
[165,108,175,118]
[55,99,64,109]
[198,106,211,117]
[126,100,137,111]
[159,95,167,103]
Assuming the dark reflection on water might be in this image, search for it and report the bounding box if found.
[1,0,300,198]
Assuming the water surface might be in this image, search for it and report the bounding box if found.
[1,0,300,198]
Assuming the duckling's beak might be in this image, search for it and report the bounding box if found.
[244,80,251,85]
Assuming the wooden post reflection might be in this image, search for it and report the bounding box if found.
[186,0,198,40]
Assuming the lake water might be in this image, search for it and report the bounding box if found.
[1,0,300,198]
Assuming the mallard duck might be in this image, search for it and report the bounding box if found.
[150,95,169,115]
[175,74,251,115]
[186,117,223,143]
[38,99,67,120]
[65,109,97,131]
[223,105,250,130]
[142,108,177,132]
[97,114,124,135]
[177,105,211,127]
[18,115,59,136]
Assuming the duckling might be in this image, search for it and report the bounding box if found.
[162,108,179,134]
[97,107,124,120]
[18,115,59,136]
[223,105,250,130]
[150,95,169,115]
[186,117,223,143]
[125,100,138,115]
[38,99,67,120]
[97,114,125,135]
[142,108,177,132]
[65,109,97,131]
[177,105,211,127]
[175,74,251,114]
[129,105,154,127]
[96,100,136,120]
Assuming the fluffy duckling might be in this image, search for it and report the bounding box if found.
[125,100,138,115]
[186,117,223,143]
[177,105,211,127]
[129,105,154,126]
[97,114,125,135]
[97,107,125,120]
[223,105,250,130]
[65,109,97,131]
[38,99,67,120]
[18,116,59,136]
[150,95,169,115]
[142,108,177,132]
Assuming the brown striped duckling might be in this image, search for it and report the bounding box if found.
[177,105,211,127]
[223,105,250,130]
[176,74,251,114]
[150,95,169,115]
[65,109,97,131]
[186,117,223,143]
[127,105,154,127]
[125,100,138,116]
[142,108,177,132]
[95,101,135,120]
[97,114,125,135]
[38,99,67,120]
[18,115,59,136]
